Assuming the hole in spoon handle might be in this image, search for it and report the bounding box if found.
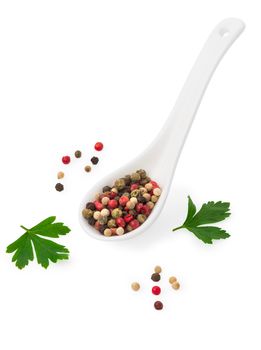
[148,18,245,179]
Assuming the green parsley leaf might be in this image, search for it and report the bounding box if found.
[6,216,71,269]
[173,196,231,244]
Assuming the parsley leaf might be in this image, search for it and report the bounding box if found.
[173,196,231,244]
[6,216,71,269]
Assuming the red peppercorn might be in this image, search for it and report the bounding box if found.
[119,196,129,207]
[152,286,161,295]
[62,155,71,164]
[108,191,117,199]
[130,183,139,191]
[124,214,133,223]
[94,221,101,230]
[150,180,159,189]
[108,199,118,209]
[129,219,140,230]
[140,204,151,216]
[135,203,143,213]
[94,142,104,151]
[116,217,126,228]
[111,228,117,235]
[94,201,103,211]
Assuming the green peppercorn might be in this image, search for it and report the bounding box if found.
[75,150,82,158]
[131,172,141,182]
[82,208,94,218]
[91,156,99,165]
[139,187,147,195]
[122,192,130,198]
[131,189,140,197]
[98,216,108,225]
[107,219,116,228]
[55,183,64,192]
[129,209,137,217]
[126,224,133,232]
[137,169,147,179]
[114,178,126,190]
[137,214,146,223]
[111,208,123,218]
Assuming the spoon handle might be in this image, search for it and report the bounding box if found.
[152,18,245,170]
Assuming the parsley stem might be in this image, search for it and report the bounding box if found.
[20,225,29,231]
[172,225,184,232]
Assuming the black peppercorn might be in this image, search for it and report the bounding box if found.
[103,186,111,193]
[75,150,82,158]
[151,273,161,282]
[124,175,131,185]
[91,156,99,165]
[88,217,96,226]
[86,202,96,211]
[99,225,107,234]
[154,301,163,310]
[137,195,147,204]
[55,183,64,192]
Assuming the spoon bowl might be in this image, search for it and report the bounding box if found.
[79,18,245,241]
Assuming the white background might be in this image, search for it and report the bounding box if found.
[0,1,260,349]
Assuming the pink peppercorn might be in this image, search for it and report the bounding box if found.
[152,286,161,295]
[130,183,139,191]
[94,142,104,151]
[94,221,101,230]
[116,217,126,228]
[94,201,103,211]
[129,219,140,230]
[150,180,159,189]
[119,196,129,207]
[62,155,71,164]
[135,203,143,213]
[108,199,118,209]
[141,204,151,216]
[124,214,133,223]
[109,192,117,199]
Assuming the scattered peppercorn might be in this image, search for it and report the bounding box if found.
[154,266,162,274]
[82,170,162,236]
[55,183,64,192]
[152,286,161,295]
[151,273,161,282]
[172,281,180,290]
[94,142,103,151]
[74,150,82,158]
[91,156,99,165]
[84,165,92,172]
[154,301,163,310]
[169,276,177,284]
[62,156,70,164]
[57,171,64,179]
[131,282,140,291]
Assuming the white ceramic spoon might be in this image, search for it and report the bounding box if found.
[80,18,245,241]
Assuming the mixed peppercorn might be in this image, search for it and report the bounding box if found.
[55,142,104,192]
[131,265,180,311]
[82,169,162,236]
